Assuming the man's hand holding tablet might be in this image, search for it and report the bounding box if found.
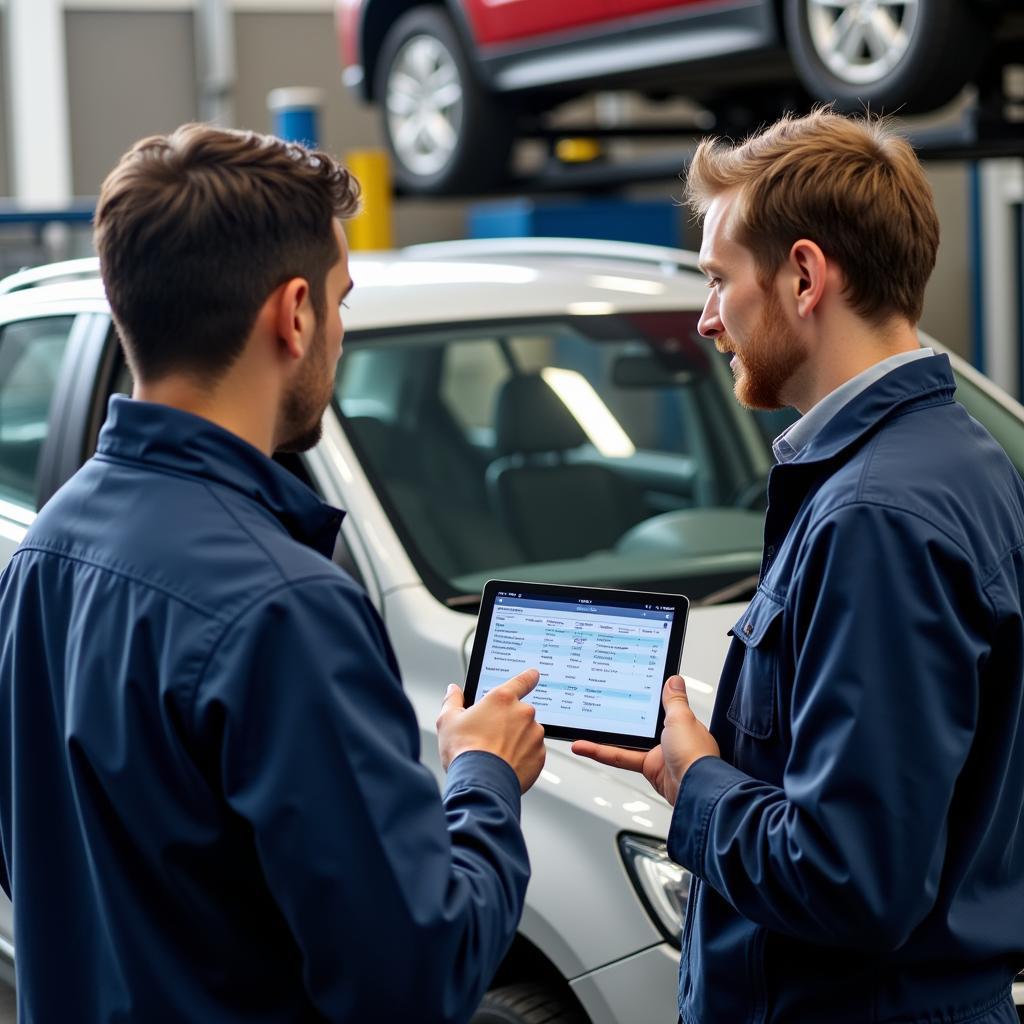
[571,675,720,806]
[463,580,691,751]
[437,668,547,793]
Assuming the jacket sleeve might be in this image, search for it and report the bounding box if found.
[669,503,990,949]
[191,575,530,1023]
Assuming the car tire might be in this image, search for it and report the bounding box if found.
[783,0,988,114]
[374,6,513,196]
[472,982,587,1024]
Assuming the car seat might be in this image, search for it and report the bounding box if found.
[485,374,646,562]
[345,414,523,579]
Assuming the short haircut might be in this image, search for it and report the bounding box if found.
[684,108,939,324]
[94,124,361,382]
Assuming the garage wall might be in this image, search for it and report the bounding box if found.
[921,164,972,359]
[0,8,9,197]
[233,11,467,243]
[59,7,467,243]
[233,11,375,161]
[66,10,199,195]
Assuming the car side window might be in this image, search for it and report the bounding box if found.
[0,317,76,509]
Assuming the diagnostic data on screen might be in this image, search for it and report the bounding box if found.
[476,592,676,738]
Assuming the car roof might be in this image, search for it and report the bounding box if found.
[3,242,1022,424]
[0,257,102,295]
[346,241,710,327]
[0,239,711,327]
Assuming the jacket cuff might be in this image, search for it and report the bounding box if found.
[444,750,523,818]
[667,756,747,874]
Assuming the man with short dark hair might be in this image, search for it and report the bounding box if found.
[575,109,1024,1023]
[0,124,545,1023]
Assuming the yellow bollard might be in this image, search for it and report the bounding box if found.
[345,149,394,251]
[555,138,603,164]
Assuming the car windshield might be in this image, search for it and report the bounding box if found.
[334,312,788,605]
[334,318,1024,607]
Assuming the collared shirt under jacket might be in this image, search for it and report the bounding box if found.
[671,355,1024,1024]
[0,396,529,1023]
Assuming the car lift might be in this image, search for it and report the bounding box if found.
[479,87,1024,196]
[453,80,1024,400]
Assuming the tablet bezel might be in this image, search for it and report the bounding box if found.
[464,579,690,750]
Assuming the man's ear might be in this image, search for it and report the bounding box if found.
[273,277,313,360]
[787,239,828,319]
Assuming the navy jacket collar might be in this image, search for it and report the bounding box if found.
[793,353,956,467]
[96,395,344,557]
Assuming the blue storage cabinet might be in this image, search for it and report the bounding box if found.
[468,197,681,248]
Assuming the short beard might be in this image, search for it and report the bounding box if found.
[277,419,324,454]
[723,288,807,411]
[277,320,331,453]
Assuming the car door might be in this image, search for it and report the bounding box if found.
[0,314,81,565]
[0,309,85,975]
[465,0,737,50]
[462,0,615,47]
[603,0,725,20]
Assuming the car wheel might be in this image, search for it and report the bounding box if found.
[472,982,587,1024]
[783,0,987,113]
[374,6,513,196]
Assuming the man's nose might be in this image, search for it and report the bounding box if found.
[698,295,721,338]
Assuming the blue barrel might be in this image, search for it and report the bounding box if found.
[267,87,325,147]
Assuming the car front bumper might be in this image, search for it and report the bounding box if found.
[0,943,13,988]
[570,942,679,1024]
[568,945,1024,1023]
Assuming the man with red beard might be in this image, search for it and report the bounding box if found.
[574,109,1024,1023]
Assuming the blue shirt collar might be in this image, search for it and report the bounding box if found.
[96,395,344,558]
[773,348,935,464]
[776,351,955,469]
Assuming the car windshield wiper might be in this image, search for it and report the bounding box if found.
[696,574,760,607]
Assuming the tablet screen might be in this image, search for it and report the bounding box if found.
[465,581,689,748]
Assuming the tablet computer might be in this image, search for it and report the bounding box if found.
[464,580,689,750]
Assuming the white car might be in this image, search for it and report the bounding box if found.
[1,241,1022,1021]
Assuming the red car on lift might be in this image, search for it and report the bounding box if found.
[336,0,1020,195]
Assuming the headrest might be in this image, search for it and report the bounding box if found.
[344,416,400,465]
[494,374,588,455]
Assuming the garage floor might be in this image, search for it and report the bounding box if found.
[0,982,13,1022]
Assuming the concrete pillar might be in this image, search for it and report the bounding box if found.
[196,0,235,128]
[972,159,1024,396]
[6,0,73,204]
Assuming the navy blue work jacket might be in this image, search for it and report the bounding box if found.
[670,356,1024,1023]
[0,396,529,1023]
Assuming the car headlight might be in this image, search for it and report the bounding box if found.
[619,833,691,948]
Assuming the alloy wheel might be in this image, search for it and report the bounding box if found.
[385,34,464,178]
[806,0,920,86]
